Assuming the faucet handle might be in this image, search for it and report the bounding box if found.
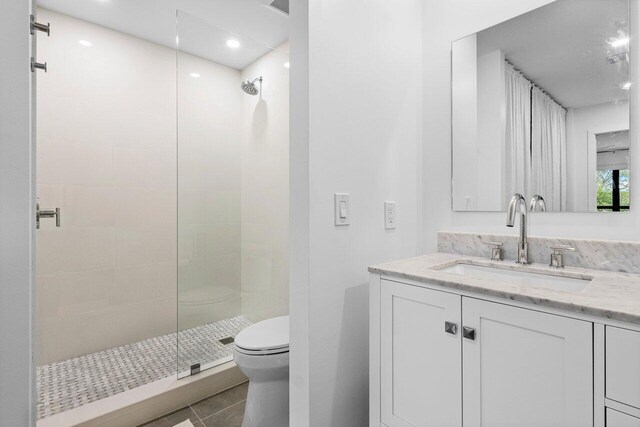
[484,241,503,261]
[549,245,575,268]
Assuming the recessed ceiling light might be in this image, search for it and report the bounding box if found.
[190,72,200,78]
[78,40,92,47]
[226,39,240,49]
[611,37,630,47]
[284,62,290,68]
[622,82,632,90]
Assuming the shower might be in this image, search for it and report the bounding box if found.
[241,76,262,95]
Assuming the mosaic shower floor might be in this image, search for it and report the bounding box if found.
[37,315,252,420]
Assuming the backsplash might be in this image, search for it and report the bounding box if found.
[438,231,640,274]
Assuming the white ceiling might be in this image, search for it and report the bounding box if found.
[475,0,629,108]
[37,0,290,69]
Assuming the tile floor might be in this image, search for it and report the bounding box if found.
[37,315,252,419]
[139,382,248,427]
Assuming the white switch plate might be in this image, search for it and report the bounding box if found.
[334,193,350,226]
[385,201,396,229]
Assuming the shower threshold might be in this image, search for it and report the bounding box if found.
[37,315,252,421]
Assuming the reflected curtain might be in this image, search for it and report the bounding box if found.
[531,87,567,211]
[503,64,532,209]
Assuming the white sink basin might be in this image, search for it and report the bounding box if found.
[437,263,592,293]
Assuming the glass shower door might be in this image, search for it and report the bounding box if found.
[35,6,178,418]
[176,10,290,377]
[176,11,244,377]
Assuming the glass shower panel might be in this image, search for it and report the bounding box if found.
[177,11,289,377]
[34,6,178,419]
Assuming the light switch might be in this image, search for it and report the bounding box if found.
[385,201,396,229]
[335,193,350,226]
[339,201,347,218]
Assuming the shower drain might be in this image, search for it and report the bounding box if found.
[219,337,235,345]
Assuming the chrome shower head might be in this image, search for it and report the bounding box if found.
[241,76,262,96]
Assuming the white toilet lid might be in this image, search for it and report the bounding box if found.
[234,316,289,352]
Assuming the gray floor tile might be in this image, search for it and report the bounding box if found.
[138,406,200,427]
[190,382,249,420]
[200,401,246,427]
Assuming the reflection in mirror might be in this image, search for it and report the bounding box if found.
[452,0,630,212]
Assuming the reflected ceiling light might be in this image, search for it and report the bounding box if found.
[226,39,241,49]
[611,36,630,47]
[284,62,290,68]
[78,39,92,47]
[190,72,201,78]
[622,82,632,90]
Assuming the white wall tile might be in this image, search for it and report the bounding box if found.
[240,43,290,322]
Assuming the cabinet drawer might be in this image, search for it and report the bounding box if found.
[607,409,640,427]
[607,326,640,408]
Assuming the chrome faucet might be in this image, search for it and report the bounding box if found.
[529,194,547,212]
[506,193,529,264]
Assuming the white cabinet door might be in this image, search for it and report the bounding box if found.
[462,297,593,427]
[380,280,461,427]
[606,326,640,408]
[607,409,640,427]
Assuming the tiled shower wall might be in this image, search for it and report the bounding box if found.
[36,9,243,365]
[240,44,290,322]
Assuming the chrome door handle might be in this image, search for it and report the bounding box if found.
[445,321,458,335]
[36,200,60,229]
[463,326,476,340]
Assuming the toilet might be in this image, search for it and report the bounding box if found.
[233,316,289,427]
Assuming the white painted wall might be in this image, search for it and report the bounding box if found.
[0,0,35,425]
[289,0,310,423]
[289,0,422,424]
[422,0,640,252]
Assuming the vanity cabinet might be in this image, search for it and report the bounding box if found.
[375,279,593,427]
[462,296,593,427]
[380,280,462,426]
[606,326,640,409]
[607,409,640,427]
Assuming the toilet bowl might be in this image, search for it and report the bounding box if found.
[233,316,289,427]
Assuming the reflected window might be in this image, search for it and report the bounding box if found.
[597,169,629,211]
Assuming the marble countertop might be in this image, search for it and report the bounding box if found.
[369,252,640,325]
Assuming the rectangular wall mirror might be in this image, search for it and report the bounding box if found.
[451,0,630,212]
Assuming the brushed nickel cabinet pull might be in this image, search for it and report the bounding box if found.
[463,326,476,341]
[445,321,458,335]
